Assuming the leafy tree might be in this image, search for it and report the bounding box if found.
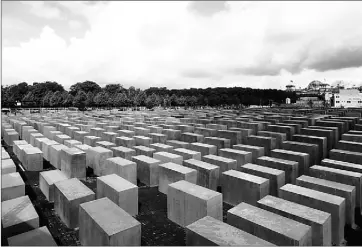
[73,90,87,108]
[62,93,74,107]
[104,84,123,95]
[50,91,63,107]
[145,93,160,109]
[85,92,94,107]
[94,91,110,107]
[69,81,101,96]
[112,92,128,108]
[42,91,54,107]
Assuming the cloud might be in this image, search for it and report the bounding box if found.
[68,20,83,30]
[20,1,63,19]
[188,1,230,17]
[3,1,362,90]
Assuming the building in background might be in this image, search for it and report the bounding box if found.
[332,89,362,108]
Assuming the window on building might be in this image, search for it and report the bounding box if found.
[347,101,351,103]
[336,101,340,103]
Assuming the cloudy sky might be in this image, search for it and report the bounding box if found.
[3,1,362,90]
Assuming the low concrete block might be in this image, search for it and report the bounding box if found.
[2,159,16,175]
[279,184,346,245]
[112,146,136,160]
[22,147,43,171]
[233,144,264,163]
[154,151,183,165]
[104,157,137,184]
[186,216,275,246]
[183,159,219,190]
[86,146,113,175]
[329,149,362,165]
[49,144,67,169]
[227,202,312,246]
[60,147,86,179]
[54,178,95,228]
[271,149,310,176]
[166,140,190,149]
[79,197,141,246]
[84,135,101,147]
[115,136,136,148]
[257,195,331,246]
[221,170,269,206]
[158,162,197,194]
[39,170,68,202]
[7,226,57,246]
[132,155,162,186]
[97,174,138,216]
[1,172,25,201]
[256,156,299,184]
[219,148,252,169]
[96,140,116,149]
[240,163,285,197]
[168,180,222,227]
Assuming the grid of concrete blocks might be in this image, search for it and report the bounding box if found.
[1,108,362,246]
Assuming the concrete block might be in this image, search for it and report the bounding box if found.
[203,137,230,155]
[221,170,269,206]
[233,144,264,163]
[97,174,138,216]
[49,144,67,169]
[244,135,276,156]
[150,143,173,153]
[39,170,68,202]
[256,156,299,184]
[202,154,237,174]
[1,172,25,201]
[134,145,156,157]
[227,202,312,246]
[186,216,275,246]
[12,140,28,159]
[219,148,252,169]
[258,131,287,149]
[296,175,356,228]
[22,147,43,171]
[281,141,319,166]
[271,149,309,176]
[154,151,183,165]
[64,139,82,148]
[1,196,39,238]
[329,149,362,165]
[173,148,201,161]
[41,139,58,162]
[115,136,136,148]
[258,195,331,246]
[132,155,162,186]
[54,134,71,145]
[337,140,362,153]
[73,131,90,143]
[104,157,137,184]
[84,135,101,147]
[279,184,346,245]
[183,159,219,190]
[60,147,86,179]
[118,129,135,138]
[166,140,190,149]
[167,180,222,227]
[54,178,95,228]
[7,226,57,246]
[321,158,362,174]
[86,146,113,175]
[96,140,116,149]
[112,146,136,160]
[158,162,197,194]
[163,129,181,140]
[102,131,119,143]
[217,130,240,145]
[90,127,105,138]
[189,142,217,156]
[2,159,16,175]
[79,197,141,246]
[301,128,335,150]
[293,135,327,159]
[309,165,362,210]
[29,133,43,146]
[240,163,285,197]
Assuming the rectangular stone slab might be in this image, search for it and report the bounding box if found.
[158,162,197,194]
[115,136,136,148]
[256,156,299,184]
[1,195,39,238]
[296,175,356,228]
[96,140,116,149]
[270,149,310,176]
[97,174,138,216]
[183,159,219,190]
[240,163,285,197]
[257,195,332,246]
[244,135,276,156]
[309,165,362,210]
[227,202,312,246]
[293,135,327,160]
[84,135,101,147]
[79,197,141,246]
[134,145,156,157]
[39,170,69,202]
[12,140,28,159]
[167,180,222,227]
[2,172,25,201]
[217,130,241,145]
[154,151,183,165]
[219,148,252,169]
[173,148,201,161]
[221,170,269,206]
[203,137,230,155]
[148,133,167,144]
[49,144,67,169]
[60,147,86,179]
[7,226,57,246]
[281,141,319,166]
[112,146,136,160]
[104,157,137,184]
[2,158,17,175]
[189,142,217,156]
[54,178,95,229]
[337,140,362,153]
[186,216,275,246]
[41,139,58,161]
[329,149,362,165]
[321,158,362,174]
[166,140,190,149]
[22,147,43,171]
[132,155,162,186]
[279,184,346,245]
[233,144,265,163]
[86,146,113,175]
[150,143,174,153]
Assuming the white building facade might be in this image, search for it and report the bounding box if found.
[333,89,362,108]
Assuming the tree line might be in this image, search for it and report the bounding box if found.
[1,81,297,109]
